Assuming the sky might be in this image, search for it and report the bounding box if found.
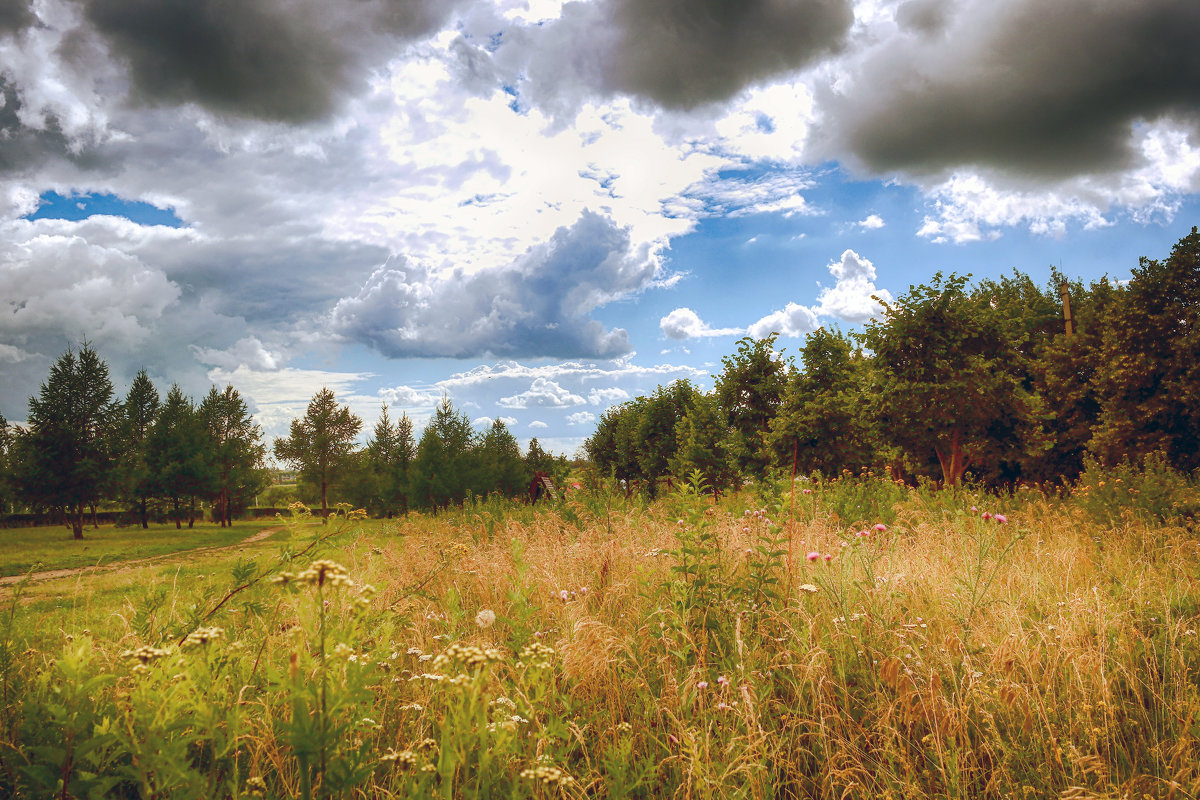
[1,0,1199,458]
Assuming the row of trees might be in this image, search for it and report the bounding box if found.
[271,390,564,520]
[0,347,267,538]
[587,227,1200,493]
[0,348,568,535]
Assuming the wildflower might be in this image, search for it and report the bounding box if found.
[824,554,833,562]
[798,583,819,594]
[559,589,570,602]
[696,680,708,690]
[616,721,633,733]
[874,523,887,533]
[717,675,729,687]
[520,765,575,787]
[246,776,268,797]
[970,506,978,512]
[716,702,731,710]
[981,512,992,521]
[806,551,820,562]
[122,644,171,665]
[994,514,1008,524]
[475,609,496,629]
[381,748,418,769]
[182,627,225,648]
[296,560,353,588]
[677,519,685,526]
[802,488,813,495]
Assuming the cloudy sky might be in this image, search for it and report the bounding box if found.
[2,0,1198,456]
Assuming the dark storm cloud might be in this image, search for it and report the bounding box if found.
[505,0,854,112]
[820,0,1200,178]
[330,211,650,359]
[0,80,109,177]
[0,0,34,34]
[605,0,854,108]
[82,0,462,121]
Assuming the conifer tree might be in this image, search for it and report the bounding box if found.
[146,385,213,529]
[200,384,267,526]
[117,369,160,528]
[13,344,118,539]
[273,387,362,521]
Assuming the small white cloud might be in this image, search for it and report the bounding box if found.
[529,420,549,429]
[191,336,282,371]
[566,411,596,425]
[747,302,820,338]
[498,377,586,408]
[378,385,442,409]
[587,386,629,405]
[815,249,893,323]
[0,343,36,363]
[660,307,744,340]
[857,214,885,230]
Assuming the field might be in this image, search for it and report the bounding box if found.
[2,473,1199,800]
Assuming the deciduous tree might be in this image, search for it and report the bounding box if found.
[200,384,267,526]
[146,385,214,529]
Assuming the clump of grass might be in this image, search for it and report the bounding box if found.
[1,476,1198,798]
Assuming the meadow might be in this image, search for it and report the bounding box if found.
[2,468,1199,800]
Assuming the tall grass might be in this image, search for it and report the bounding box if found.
[1,477,1198,799]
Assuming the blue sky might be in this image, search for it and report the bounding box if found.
[1,0,1198,457]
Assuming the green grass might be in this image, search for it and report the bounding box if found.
[0,519,282,577]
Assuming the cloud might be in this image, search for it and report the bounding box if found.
[660,307,744,340]
[815,0,1200,180]
[814,249,892,322]
[473,415,519,428]
[528,420,548,429]
[377,385,442,409]
[507,0,854,111]
[81,0,464,122]
[587,386,629,405]
[329,211,649,358]
[747,302,821,339]
[856,214,885,230]
[190,336,282,371]
[566,411,595,425]
[497,377,585,409]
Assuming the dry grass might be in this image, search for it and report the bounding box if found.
[3,484,1199,799]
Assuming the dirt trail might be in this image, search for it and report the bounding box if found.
[0,526,284,589]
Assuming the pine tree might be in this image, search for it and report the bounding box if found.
[147,385,214,529]
[14,344,118,539]
[117,369,160,529]
[200,385,267,526]
[273,388,363,521]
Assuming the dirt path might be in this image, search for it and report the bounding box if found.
[0,526,284,589]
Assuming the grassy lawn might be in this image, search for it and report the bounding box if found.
[0,518,285,577]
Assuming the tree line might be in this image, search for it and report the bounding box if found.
[586,227,1200,495]
[0,357,565,536]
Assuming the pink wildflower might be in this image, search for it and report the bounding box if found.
[802,489,813,495]
[559,590,569,602]
[824,553,833,562]
[696,681,708,690]
[994,514,1008,524]
[981,512,992,520]
[970,506,978,512]
[717,675,729,687]
[806,551,820,562]
[874,523,887,533]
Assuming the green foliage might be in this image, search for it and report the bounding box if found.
[11,343,118,538]
[861,272,1047,486]
[199,384,268,527]
[1091,226,1200,471]
[274,388,364,521]
[1072,451,1200,526]
[769,327,883,476]
[713,334,790,478]
[409,397,477,509]
[115,369,160,529]
[670,392,739,499]
[146,385,215,529]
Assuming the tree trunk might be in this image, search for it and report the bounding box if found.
[71,503,84,540]
[140,499,149,529]
[321,478,328,525]
[174,498,182,529]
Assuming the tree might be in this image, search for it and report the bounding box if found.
[116,369,160,529]
[408,397,475,510]
[476,419,530,499]
[146,385,214,529]
[200,385,267,526]
[670,392,739,499]
[273,387,363,521]
[714,334,790,478]
[769,328,882,477]
[13,344,118,539]
[360,404,415,516]
[1090,227,1200,471]
[860,273,1045,487]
